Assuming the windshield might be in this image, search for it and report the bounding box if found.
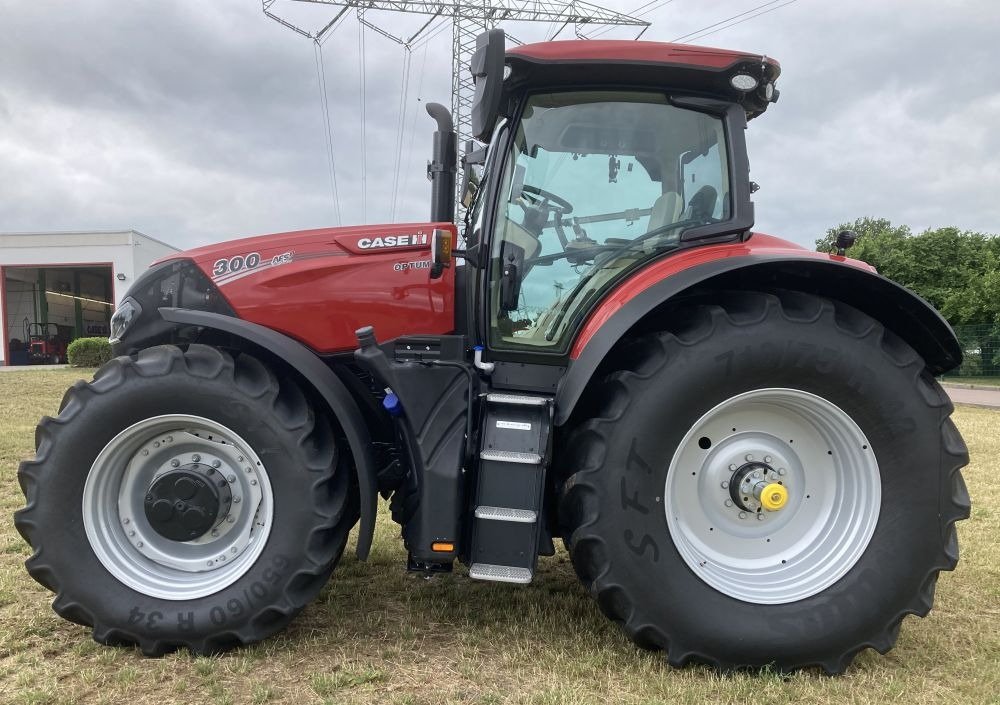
[489,91,731,352]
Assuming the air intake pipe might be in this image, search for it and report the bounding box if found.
[426,103,457,224]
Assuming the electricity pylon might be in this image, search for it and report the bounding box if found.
[263,0,649,215]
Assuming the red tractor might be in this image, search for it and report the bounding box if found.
[16,32,969,673]
[24,320,67,364]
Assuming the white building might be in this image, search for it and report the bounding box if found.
[1,230,179,365]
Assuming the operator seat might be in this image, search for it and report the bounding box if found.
[647,191,684,232]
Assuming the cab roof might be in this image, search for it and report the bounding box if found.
[505,39,781,119]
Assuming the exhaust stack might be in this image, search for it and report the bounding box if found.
[426,103,457,223]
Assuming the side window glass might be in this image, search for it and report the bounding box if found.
[681,142,730,220]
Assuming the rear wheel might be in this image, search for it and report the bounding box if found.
[558,291,970,673]
[16,344,358,655]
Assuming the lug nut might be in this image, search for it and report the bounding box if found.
[724,499,733,507]
[778,468,787,476]
[211,529,220,537]
[170,459,180,468]
[122,518,130,525]
[753,471,761,480]
[738,512,747,520]
[136,541,143,548]
[129,530,136,537]
[231,547,237,554]
[227,474,236,484]
[233,496,241,504]
[238,456,244,462]
[250,479,257,486]
[141,449,149,456]
[245,467,252,474]
[745,454,754,462]
[721,481,729,489]
[227,515,236,523]
[212,460,221,468]
[757,514,765,521]
[764,455,773,463]
[192,454,201,463]
[165,436,173,443]
[207,560,214,567]
[729,464,737,471]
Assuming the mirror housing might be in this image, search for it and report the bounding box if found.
[835,230,857,256]
[461,141,487,209]
[430,228,453,280]
[470,29,506,142]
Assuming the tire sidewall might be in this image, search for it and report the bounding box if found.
[578,307,945,665]
[35,358,334,645]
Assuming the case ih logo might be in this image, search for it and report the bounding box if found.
[357,233,428,250]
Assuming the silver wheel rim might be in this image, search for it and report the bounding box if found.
[665,388,880,604]
[83,415,273,600]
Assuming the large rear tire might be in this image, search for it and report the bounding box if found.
[15,344,358,655]
[558,291,970,673]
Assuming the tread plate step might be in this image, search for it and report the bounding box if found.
[469,563,533,584]
[480,449,542,464]
[475,506,537,523]
[485,393,551,406]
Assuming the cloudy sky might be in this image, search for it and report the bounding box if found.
[1,0,997,251]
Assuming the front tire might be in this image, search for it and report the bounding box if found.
[15,344,358,655]
[558,291,970,673]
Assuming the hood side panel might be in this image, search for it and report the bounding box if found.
[185,223,456,353]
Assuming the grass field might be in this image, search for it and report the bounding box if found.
[1,368,997,705]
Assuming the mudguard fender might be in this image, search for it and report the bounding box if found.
[554,256,962,426]
[159,307,378,560]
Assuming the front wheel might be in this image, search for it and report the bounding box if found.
[559,291,970,673]
[16,345,358,655]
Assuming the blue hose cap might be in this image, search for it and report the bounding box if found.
[382,392,403,417]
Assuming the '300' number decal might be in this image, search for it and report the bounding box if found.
[213,252,261,277]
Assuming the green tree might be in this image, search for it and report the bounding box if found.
[816,218,1000,375]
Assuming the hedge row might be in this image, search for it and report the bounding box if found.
[67,337,113,367]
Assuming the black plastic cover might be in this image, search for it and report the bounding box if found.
[470,29,506,142]
[111,259,236,356]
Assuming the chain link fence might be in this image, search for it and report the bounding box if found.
[941,324,1000,380]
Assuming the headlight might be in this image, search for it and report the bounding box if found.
[730,73,759,92]
[109,297,141,345]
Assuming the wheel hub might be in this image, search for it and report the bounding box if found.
[729,462,787,513]
[143,465,231,541]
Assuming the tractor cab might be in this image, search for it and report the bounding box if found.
[454,31,778,357]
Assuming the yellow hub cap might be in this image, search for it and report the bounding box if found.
[760,483,789,511]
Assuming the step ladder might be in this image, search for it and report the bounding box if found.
[468,393,552,584]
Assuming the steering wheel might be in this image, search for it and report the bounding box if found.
[520,184,573,215]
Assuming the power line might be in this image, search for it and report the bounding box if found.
[400,41,430,218]
[313,41,342,225]
[671,0,785,43]
[391,45,413,221]
[587,0,674,38]
[680,0,798,43]
[358,13,368,222]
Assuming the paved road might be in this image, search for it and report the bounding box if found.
[944,385,1000,408]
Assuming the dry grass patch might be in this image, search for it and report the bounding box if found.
[0,368,997,704]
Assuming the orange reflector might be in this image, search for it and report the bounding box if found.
[431,542,455,553]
